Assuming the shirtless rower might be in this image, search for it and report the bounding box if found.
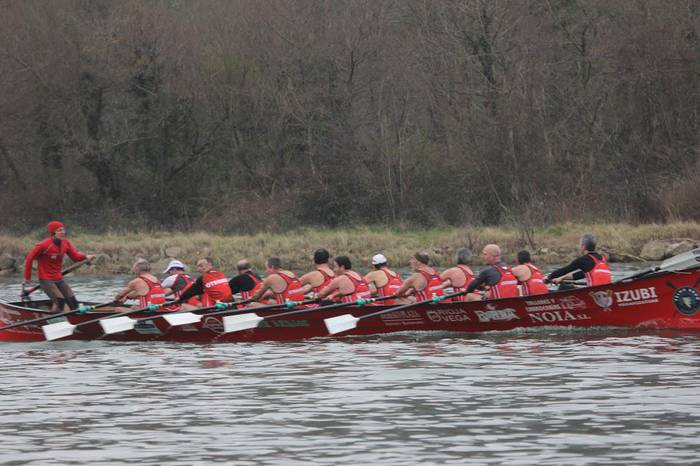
[465,244,519,300]
[298,249,335,297]
[317,256,371,303]
[511,250,549,296]
[114,259,166,310]
[395,252,443,303]
[250,257,305,305]
[440,248,475,301]
[363,253,405,305]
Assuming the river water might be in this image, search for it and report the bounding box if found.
[2,265,700,465]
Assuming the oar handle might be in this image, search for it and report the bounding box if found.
[76,302,167,328]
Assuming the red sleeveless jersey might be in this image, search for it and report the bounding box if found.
[239,271,264,301]
[415,269,444,301]
[451,265,475,302]
[311,268,335,294]
[273,272,306,304]
[375,269,403,304]
[520,264,549,296]
[487,263,519,299]
[338,271,372,303]
[585,254,612,286]
[137,274,167,308]
[201,270,233,306]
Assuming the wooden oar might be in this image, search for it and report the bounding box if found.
[100,298,254,335]
[21,259,90,298]
[616,247,700,283]
[0,301,115,332]
[325,291,467,335]
[42,302,169,341]
[222,295,398,334]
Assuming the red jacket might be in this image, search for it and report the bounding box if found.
[24,238,86,281]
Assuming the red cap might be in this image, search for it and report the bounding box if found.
[48,221,65,235]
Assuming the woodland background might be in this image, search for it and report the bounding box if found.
[1,0,698,233]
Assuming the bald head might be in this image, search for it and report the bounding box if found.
[481,244,502,265]
[237,259,252,272]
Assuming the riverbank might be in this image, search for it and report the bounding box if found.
[0,223,698,276]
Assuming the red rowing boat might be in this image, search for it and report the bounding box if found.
[2,265,699,343]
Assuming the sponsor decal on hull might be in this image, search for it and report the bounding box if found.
[474,304,519,323]
[673,287,700,316]
[426,308,471,323]
[614,287,659,307]
[590,290,614,310]
[380,309,424,326]
[202,317,224,333]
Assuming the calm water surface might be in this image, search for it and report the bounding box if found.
[2,265,700,465]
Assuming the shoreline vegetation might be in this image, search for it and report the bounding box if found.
[0,223,699,277]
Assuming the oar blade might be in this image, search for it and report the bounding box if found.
[100,316,136,335]
[324,314,359,335]
[661,248,700,271]
[223,313,263,333]
[42,321,77,341]
[163,312,202,327]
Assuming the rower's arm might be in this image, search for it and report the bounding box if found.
[317,277,341,299]
[251,278,273,301]
[177,277,204,303]
[395,276,417,297]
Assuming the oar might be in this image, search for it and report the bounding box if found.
[325,291,467,335]
[616,247,700,283]
[222,295,398,334]
[42,302,168,341]
[0,301,115,332]
[99,298,254,335]
[21,260,90,298]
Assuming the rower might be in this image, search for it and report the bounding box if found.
[395,252,444,303]
[511,250,549,296]
[228,259,264,301]
[317,256,372,303]
[23,221,95,312]
[298,249,336,297]
[176,257,233,310]
[546,234,612,287]
[250,257,305,305]
[363,253,405,305]
[161,259,201,307]
[440,248,475,301]
[114,259,167,310]
[465,244,519,300]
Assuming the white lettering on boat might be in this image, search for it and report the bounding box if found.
[380,309,424,326]
[474,304,519,322]
[426,309,471,323]
[614,287,659,307]
[529,310,591,323]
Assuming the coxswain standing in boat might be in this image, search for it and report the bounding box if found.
[298,249,336,297]
[546,234,612,287]
[113,259,166,310]
[511,250,549,296]
[440,248,475,301]
[363,253,406,305]
[176,257,233,310]
[23,221,95,312]
[317,256,372,303]
[249,257,305,305]
[395,252,444,303]
[228,259,264,301]
[465,244,519,300]
[161,259,200,307]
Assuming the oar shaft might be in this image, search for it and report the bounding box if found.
[22,260,89,297]
[261,295,397,320]
[0,301,114,332]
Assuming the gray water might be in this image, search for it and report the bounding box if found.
[2,265,700,465]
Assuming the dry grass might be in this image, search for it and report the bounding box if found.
[1,222,699,275]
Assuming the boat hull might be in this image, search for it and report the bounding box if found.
[2,267,700,343]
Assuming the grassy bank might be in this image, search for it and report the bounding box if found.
[1,222,699,276]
